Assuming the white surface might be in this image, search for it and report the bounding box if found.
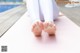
[0,12,80,53]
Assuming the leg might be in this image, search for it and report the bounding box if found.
[27,0,40,22]
[39,0,59,21]
[39,0,59,36]
[27,0,43,37]
[52,0,59,20]
[39,0,54,22]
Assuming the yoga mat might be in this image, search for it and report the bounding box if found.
[0,12,80,53]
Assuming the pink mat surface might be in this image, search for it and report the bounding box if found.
[0,12,80,53]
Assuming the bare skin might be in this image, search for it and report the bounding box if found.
[32,21,43,37]
[32,21,56,37]
[43,21,56,36]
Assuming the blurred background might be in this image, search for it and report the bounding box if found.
[0,0,26,12]
[0,0,26,4]
[56,0,80,26]
[0,0,26,37]
[0,0,23,2]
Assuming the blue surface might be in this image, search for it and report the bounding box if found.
[0,0,23,2]
[6,0,23,2]
[0,5,19,12]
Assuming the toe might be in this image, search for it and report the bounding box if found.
[44,22,48,29]
[32,24,37,32]
[39,22,43,29]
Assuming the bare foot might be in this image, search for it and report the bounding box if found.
[43,21,56,36]
[32,21,43,37]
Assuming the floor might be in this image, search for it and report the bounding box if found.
[0,5,26,37]
[58,4,80,26]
